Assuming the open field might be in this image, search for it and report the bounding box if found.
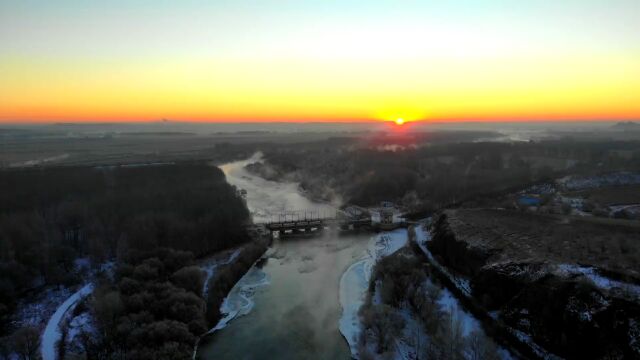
[566,184,640,205]
[441,209,640,277]
[0,130,355,168]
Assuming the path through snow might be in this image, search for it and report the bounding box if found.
[41,283,94,360]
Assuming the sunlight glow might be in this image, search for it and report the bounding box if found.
[395,118,405,125]
[0,2,639,122]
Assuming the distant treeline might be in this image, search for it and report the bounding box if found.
[256,139,640,211]
[0,163,251,325]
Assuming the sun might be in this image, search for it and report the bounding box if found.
[394,118,405,125]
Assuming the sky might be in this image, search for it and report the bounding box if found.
[1,0,639,123]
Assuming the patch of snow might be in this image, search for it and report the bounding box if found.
[95,162,176,170]
[10,154,70,167]
[210,266,270,333]
[555,264,640,299]
[338,229,408,358]
[558,172,640,191]
[393,306,423,360]
[73,258,91,273]
[415,223,473,297]
[373,229,409,259]
[41,283,94,360]
[201,248,243,297]
[519,183,556,195]
[339,259,369,356]
[509,328,562,359]
[436,287,482,337]
[413,222,431,244]
[66,312,94,346]
[11,287,72,329]
[414,222,517,360]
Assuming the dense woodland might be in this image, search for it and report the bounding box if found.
[0,163,252,357]
[256,137,640,212]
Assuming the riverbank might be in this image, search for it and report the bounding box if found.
[338,229,408,358]
[414,221,544,359]
[197,155,378,359]
[203,239,269,330]
[347,222,518,360]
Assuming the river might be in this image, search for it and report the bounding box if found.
[196,154,370,359]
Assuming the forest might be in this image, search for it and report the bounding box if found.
[0,163,252,358]
[255,138,640,213]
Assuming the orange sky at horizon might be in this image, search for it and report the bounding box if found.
[1,1,639,124]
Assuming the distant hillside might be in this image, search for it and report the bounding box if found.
[610,121,640,131]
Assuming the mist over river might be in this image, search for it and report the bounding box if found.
[196,154,370,359]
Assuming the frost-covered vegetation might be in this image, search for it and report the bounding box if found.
[0,163,254,359]
[204,241,268,327]
[357,247,502,360]
[427,209,640,358]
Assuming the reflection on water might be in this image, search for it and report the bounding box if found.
[198,235,369,360]
[197,155,367,359]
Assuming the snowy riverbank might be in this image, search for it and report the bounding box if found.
[414,222,517,360]
[201,248,242,298]
[338,229,408,358]
[210,266,270,333]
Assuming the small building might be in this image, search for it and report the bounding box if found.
[370,202,403,230]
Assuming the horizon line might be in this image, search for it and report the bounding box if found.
[1,118,639,126]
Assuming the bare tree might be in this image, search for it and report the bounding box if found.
[12,326,40,360]
[431,309,465,360]
[466,330,501,360]
[361,304,405,354]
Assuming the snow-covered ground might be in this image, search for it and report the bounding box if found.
[436,286,482,337]
[41,283,94,360]
[11,287,73,330]
[338,229,408,358]
[339,258,369,355]
[66,312,94,344]
[558,172,640,191]
[210,266,270,333]
[610,204,640,212]
[414,221,515,360]
[25,261,115,360]
[201,248,242,297]
[192,252,270,359]
[555,264,640,300]
[10,154,70,167]
[415,223,472,296]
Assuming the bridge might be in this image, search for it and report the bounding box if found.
[259,210,372,236]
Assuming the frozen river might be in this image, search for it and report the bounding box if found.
[196,154,507,360]
[196,154,371,359]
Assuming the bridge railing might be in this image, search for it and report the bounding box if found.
[258,209,338,225]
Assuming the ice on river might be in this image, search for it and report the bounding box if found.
[210,266,270,333]
[339,229,408,357]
